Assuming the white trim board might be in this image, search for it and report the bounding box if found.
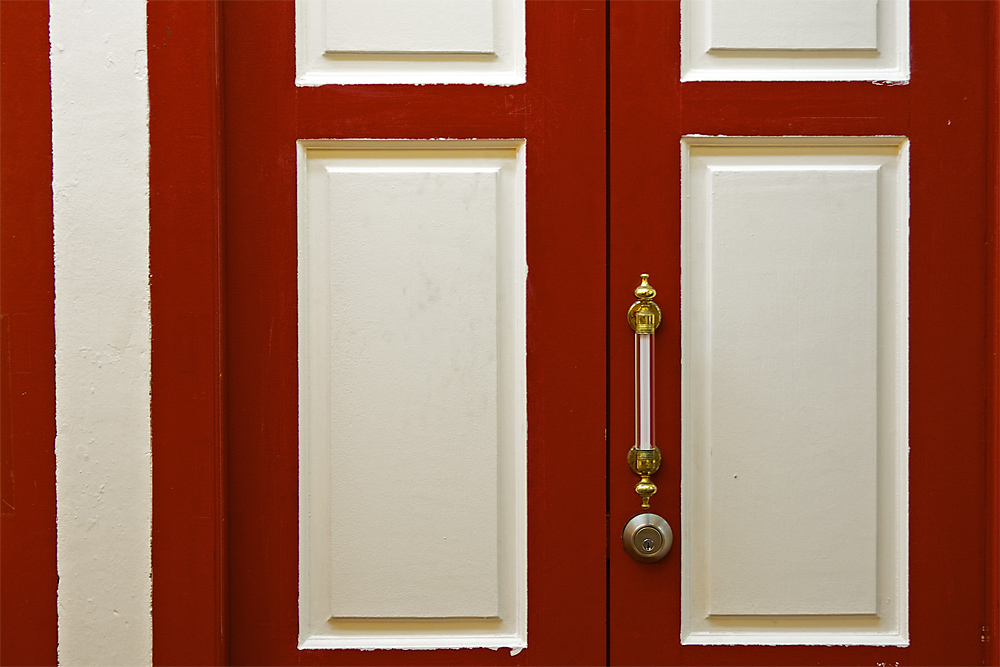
[50,0,152,663]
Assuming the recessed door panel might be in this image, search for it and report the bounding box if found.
[681,0,908,80]
[296,0,525,85]
[298,141,526,649]
[680,137,908,644]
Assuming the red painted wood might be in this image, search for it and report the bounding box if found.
[681,82,910,136]
[148,2,227,664]
[610,1,993,665]
[987,4,1000,665]
[0,2,58,664]
[906,7,990,665]
[608,7,681,666]
[222,1,606,664]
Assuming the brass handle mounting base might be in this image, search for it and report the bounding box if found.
[627,274,662,334]
[627,446,661,509]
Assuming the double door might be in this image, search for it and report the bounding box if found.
[214,1,993,664]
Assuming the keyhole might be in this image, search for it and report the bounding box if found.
[642,538,655,552]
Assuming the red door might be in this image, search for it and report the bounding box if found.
[609,2,995,664]
[147,1,998,665]
[220,1,608,664]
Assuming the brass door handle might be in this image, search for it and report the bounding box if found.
[623,274,672,563]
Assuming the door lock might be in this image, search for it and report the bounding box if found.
[622,512,672,562]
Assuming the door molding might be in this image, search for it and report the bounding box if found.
[148,2,228,664]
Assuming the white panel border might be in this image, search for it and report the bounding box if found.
[680,136,909,646]
[680,0,909,82]
[297,139,527,650]
[296,0,525,86]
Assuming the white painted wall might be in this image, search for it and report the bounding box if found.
[50,0,152,663]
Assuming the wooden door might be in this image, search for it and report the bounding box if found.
[609,2,995,665]
[222,1,608,664]
[194,1,997,665]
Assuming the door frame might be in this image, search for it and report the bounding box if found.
[146,2,1000,665]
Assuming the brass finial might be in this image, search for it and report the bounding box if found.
[634,273,656,300]
[627,273,662,334]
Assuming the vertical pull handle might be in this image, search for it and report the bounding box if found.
[622,274,672,563]
[627,274,662,509]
